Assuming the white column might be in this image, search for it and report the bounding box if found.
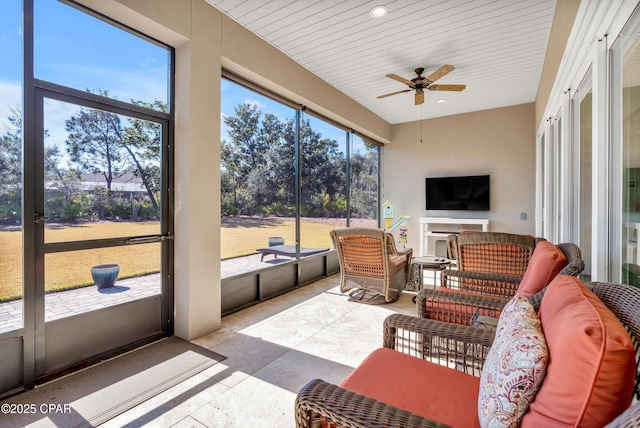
[173,1,222,339]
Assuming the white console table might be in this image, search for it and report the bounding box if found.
[419,217,490,256]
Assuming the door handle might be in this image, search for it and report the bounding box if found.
[34,213,49,223]
[126,235,173,244]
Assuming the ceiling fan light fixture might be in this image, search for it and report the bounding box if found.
[369,5,388,19]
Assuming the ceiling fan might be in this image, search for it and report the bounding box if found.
[377,65,466,105]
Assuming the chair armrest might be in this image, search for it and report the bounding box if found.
[605,401,640,428]
[396,246,413,256]
[295,379,452,428]
[383,314,495,376]
[416,288,510,320]
[440,269,523,298]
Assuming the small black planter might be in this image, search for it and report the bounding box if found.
[91,264,120,289]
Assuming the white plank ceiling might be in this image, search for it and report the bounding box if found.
[207,0,558,124]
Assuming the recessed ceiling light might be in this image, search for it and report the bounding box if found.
[369,5,388,19]
[437,99,447,103]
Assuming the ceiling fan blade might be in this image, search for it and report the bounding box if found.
[377,89,411,99]
[386,73,413,85]
[415,91,424,105]
[425,64,455,83]
[428,84,466,92]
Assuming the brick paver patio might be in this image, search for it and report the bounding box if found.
[0,254,287,334]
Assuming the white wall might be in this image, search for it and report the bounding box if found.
[384,103,537,253]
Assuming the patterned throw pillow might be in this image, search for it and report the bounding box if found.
[478,294,549,428]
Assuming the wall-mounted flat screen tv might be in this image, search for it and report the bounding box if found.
[426,175,490,211]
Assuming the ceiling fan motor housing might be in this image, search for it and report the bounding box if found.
[377,64,465,105]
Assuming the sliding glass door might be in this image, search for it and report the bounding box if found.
[611,9,640,285]
[572,71,593,280]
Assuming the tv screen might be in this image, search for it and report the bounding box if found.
[426,175,490,211]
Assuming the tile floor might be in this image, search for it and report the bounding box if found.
[101,274,420,427]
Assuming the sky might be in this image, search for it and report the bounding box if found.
[0,0,370,160]
[0,0,168,159]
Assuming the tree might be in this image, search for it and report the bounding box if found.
[222,103,271,214]
[224,103,267,175]
[297,118,345,217]
[0,107,22,223]
[121,99,165,211]
[349,147,379,219]
[220,102,354,218]
[66,94,125,191]
[263,115,296,211]
[44,145,81,208]
[65,92,163,218]
[0,107,22,191]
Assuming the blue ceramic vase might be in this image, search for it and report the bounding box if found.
[91,264,120,288]
[268,237,285,247]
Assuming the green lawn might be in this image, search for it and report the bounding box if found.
[220,216,337,259]
[0,222,161,301]
[0,217,340,301]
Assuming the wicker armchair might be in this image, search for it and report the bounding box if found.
[447,230,541,276]
[417,243,585,325]
[331,228,413,304]
[295,280,640,428]
[295,314,495,428]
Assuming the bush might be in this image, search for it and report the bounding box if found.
[260,202,295,216]
[0,195,21,224]
[222,202,238,216]
[137,202,159,220]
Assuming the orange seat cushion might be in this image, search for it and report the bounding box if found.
[340,348,481,427]
[521,276,636,427]
[516,241,567,297]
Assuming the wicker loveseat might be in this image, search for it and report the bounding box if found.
[331,228,413,304]
[295,276,640,427]
[417,241,585,326]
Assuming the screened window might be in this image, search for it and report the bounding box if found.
[300,113,347,250]
[0,0,23,324]
[349,134,379,227]
[220,77,380,277]
[220,79,297,264]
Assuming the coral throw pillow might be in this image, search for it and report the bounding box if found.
[521,276,635,427]
[478,294,548,427]
[516,241,566,297]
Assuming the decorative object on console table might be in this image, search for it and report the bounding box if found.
[382,200,394,230]
[398,227,408,249]
[387,215,409,233]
